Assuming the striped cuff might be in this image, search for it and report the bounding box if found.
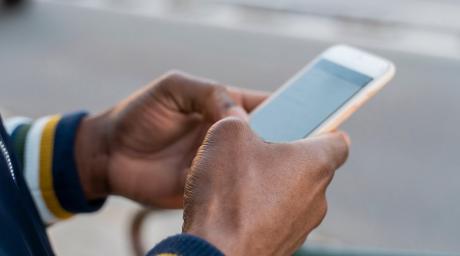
[5,112,105,225]
[147,234,224,256]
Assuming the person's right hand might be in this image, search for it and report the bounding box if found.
[182,118,350,256]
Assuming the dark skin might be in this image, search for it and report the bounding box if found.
[75,71,268,207]
[184,118,349,255]
[75,71,350,255]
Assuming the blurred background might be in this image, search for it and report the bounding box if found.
[1,0,460,255]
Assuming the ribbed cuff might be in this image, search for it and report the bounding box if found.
[5,112,106,225]
[53,111,106,213]
[147,234,224,256]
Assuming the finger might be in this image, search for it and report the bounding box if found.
[295,131,350,173]
[155,72,248,121]
[216,93,249,121]
[227,87,270,112]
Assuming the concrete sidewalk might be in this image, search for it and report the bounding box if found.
[1,1,460,255]
[48,198,183,256]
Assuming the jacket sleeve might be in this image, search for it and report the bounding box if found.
[4,112,106,225]
[147,234,224,256]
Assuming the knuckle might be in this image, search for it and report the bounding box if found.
[330,133,350,166]
[314,148,336,177]
[308,197,329,230]
[154,70,190,94]
[208,84,229,99]
[163,70,186,82]
[313,136,349,176]
[208,117,248,140]
[319,198,328,218]
[157,70,187,88]
[210,83,226,92]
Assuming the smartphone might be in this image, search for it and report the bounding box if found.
[250,45,395,143]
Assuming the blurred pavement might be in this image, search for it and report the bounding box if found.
[1,1,460,255]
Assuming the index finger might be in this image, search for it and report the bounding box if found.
[296,131,350,174]
[228,87,270,112]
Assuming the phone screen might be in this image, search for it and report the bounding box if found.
[250,59,373,142]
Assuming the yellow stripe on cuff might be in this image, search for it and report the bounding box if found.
[39,115,73,220]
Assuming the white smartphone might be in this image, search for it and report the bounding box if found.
[250,45,395,143]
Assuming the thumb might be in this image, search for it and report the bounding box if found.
[215,93,249,121]
[295,131,350,173]
[155,72,249,122]
[197,85,248,121]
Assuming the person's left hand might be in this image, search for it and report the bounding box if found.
[75,71,268,208]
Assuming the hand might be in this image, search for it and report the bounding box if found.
[75,71,268,208]
[183,118,350,255]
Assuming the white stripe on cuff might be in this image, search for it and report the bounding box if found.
[24,116,57,224]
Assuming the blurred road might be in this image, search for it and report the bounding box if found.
[216,0,460,33]
[1,1,460,255]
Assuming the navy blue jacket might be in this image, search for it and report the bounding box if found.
[0,114,222,256]
[0,117,54,255]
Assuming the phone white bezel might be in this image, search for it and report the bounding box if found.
[249,44,396,139]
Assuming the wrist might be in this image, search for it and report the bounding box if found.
[75,113,111,201]
[185,223,249,255]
